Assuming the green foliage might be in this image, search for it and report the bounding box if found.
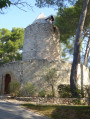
[58,84,72,98]
[55,0,90,60]
[72,99,82,105]
[20,82,36,97]
[74,89,82,97]
[58,84,82,98]
[55,2,82,42]
[38,90,46,97]
[9,82,36,97]
[61,41,74,60]
[0,0,11,9]
[0,28,24,65]
[86,85,90,105]
[9,81,21,97]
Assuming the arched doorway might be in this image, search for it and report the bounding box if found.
[4,74,11,94]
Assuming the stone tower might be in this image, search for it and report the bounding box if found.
[0,14,89,96]
[22,13,60,61]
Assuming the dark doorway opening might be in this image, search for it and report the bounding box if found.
[4,74,11,94]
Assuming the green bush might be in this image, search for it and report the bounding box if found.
[72,99,82,105]
[9,81,21,97]
[58,84,82,98]
[20,82,36,97]
[38,90,46,97]
[58,85,72,98]
[86,85,90,105]
[74,89,82,98]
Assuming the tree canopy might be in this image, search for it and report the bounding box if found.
[35,0,77,8]
[0,28,24,65]
[55,0,90,41]
[55,0,90,61]
[0,0,11,9]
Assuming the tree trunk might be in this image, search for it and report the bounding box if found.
[84,37,90,66]
[70,0,89,97]
[51,84,55,97]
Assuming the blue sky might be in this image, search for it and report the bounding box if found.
[0,0,57,30]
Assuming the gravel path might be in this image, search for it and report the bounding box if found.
[0,100,50,119]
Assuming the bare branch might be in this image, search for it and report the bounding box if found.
[0,0,33,13]
[10,0,33,12]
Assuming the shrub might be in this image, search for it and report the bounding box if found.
[38,90,46,97]
[9,81,21,97]
[74,88,82,98]
[86,85,90,105]
[58,84,83,98]
[72,99,82,105]
[58,85,72,98]
[20,82,36,97]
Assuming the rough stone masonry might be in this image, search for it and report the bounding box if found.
[0,13,89,96]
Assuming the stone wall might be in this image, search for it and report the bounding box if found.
[22,60,72,96]
[22,23,60,61]
[0,60,89,96]
[16,97,89,105]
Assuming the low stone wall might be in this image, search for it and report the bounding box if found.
[16,97,89,105]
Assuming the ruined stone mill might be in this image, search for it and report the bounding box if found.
[0,13,89,96]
